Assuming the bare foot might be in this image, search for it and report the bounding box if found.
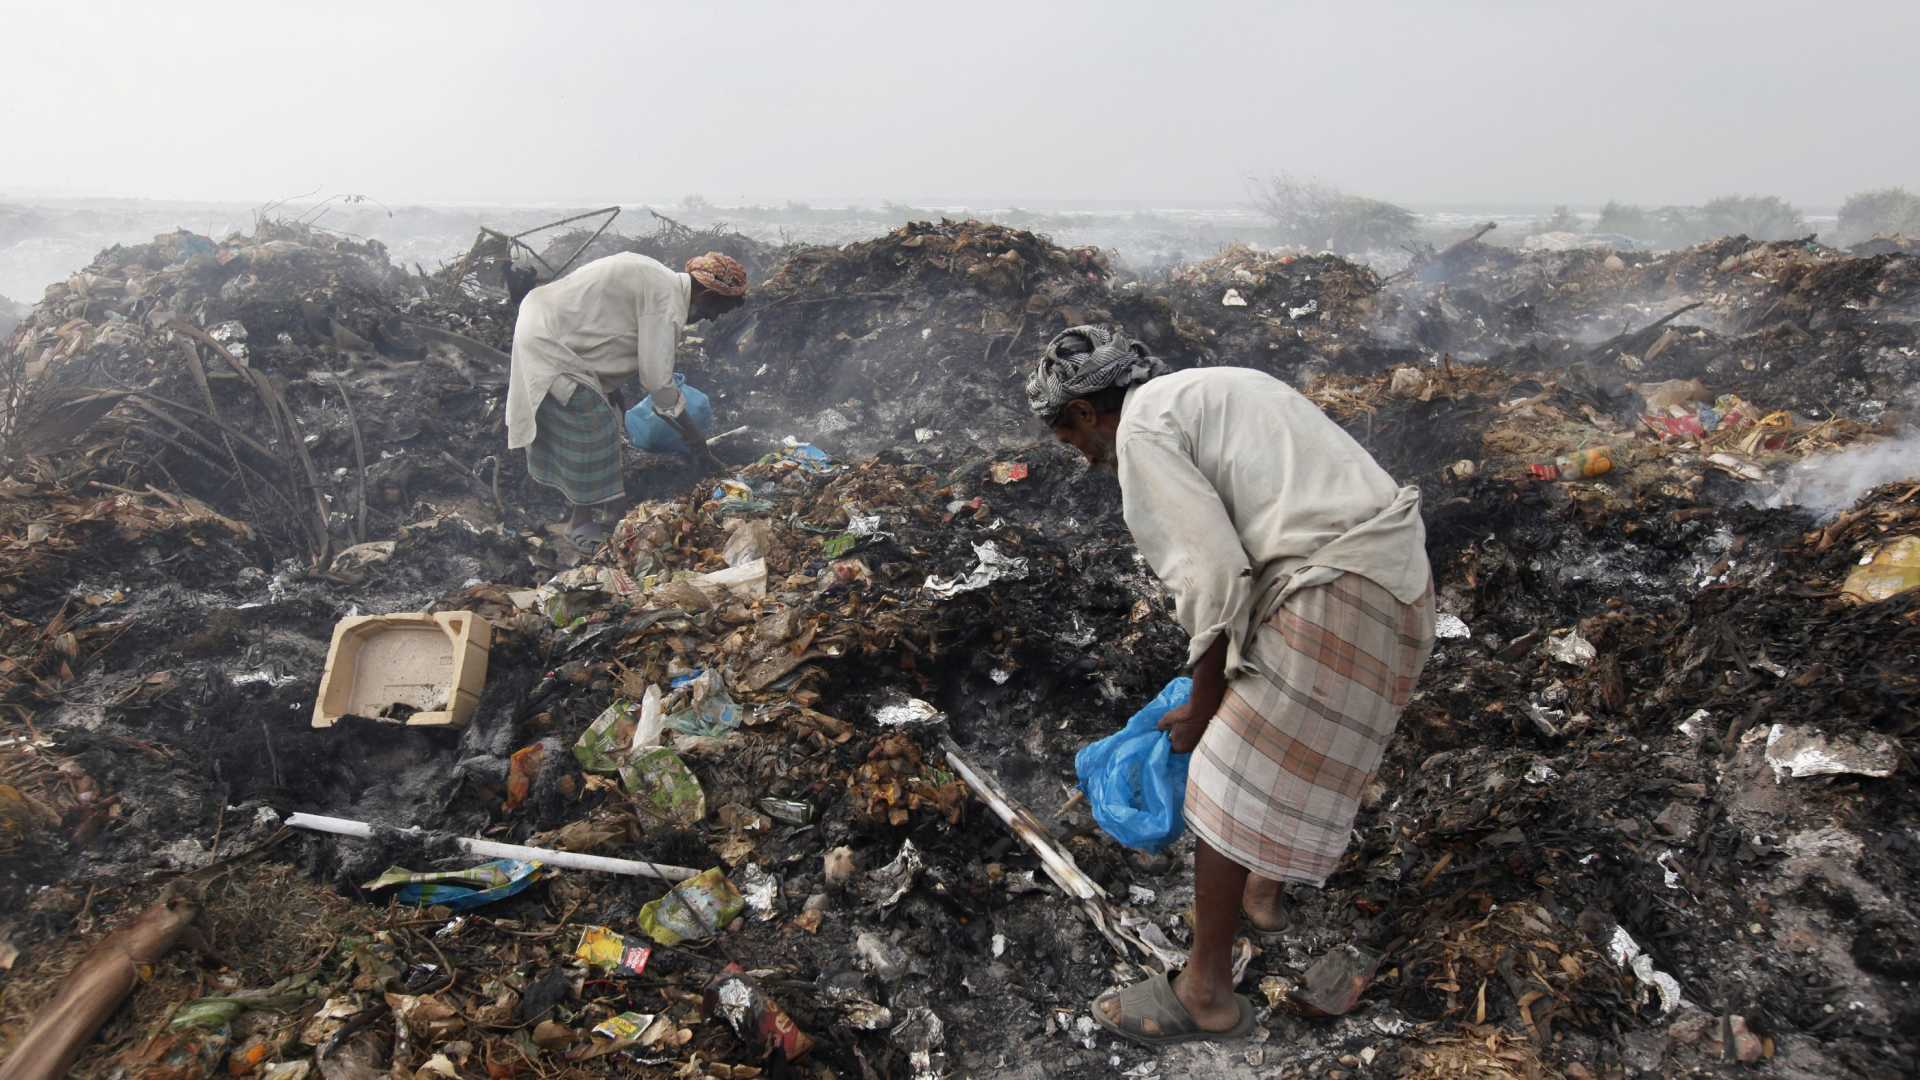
[1171,967,1246,1032]
[1243,875,1290,931]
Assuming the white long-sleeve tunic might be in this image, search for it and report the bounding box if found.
[1116,367,1431,674]
[505,253,690,451]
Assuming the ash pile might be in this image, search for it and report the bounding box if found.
[0,215,1915,1080]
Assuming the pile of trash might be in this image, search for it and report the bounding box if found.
[696,219,1175,459]
[0,215,1916,1078]
[1159,243,1400,378]
[0,428,1199,1077]
[0,221,546,566]
[533,212,785,291]
[1374,233,1920,421]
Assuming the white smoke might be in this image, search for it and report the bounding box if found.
[1763,429,1920,519]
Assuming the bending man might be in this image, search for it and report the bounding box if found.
[506,251,747,544]
[1027,327,1435,1046]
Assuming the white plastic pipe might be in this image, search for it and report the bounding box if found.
[284,812,699,882]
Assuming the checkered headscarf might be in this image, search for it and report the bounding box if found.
[1025,326,1166,421]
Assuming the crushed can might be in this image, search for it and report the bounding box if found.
[704,963,814,1061]
[759,798,815,825]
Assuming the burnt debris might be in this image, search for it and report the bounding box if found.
[1,219,1915,1078]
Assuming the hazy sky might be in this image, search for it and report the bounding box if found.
[6,0,1915,209]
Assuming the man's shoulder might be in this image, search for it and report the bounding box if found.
[573,254,690,314]
[1135,366,1290,408]
[573,252,674,284]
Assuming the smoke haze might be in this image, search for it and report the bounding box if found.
[5,1,1917,208]
[1766,430,1920,519]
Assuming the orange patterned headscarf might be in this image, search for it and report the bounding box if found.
[686,252,748,297]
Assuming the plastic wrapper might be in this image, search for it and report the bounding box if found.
[1289,943,1382,1018]
[665,670,741,736]
[574,926,652,976]
[1842,536,1920,603]
[363,859,549,912]
[591,1011,670,1045]
[637,867,743,945]
[923,541,1029,598]
[619,746,707,827]
[168,999,243,1030]
[766,440,837,475]
[573,700,638,773]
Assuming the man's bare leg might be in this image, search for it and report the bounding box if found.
[1243,874,1290,931]
[1100,838,1247,1032]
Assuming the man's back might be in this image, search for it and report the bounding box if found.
[1117,366,1402,556]
[521,253,684,363]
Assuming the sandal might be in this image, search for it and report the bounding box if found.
[565,521,611,547]
[1092,971,1255,1047]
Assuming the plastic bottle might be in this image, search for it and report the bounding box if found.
[1555,448,1613,479]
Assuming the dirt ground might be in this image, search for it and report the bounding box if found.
[0,219,1915,1079]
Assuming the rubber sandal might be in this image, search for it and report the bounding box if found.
[565,521,610,547]
[1091,971,1256,1047]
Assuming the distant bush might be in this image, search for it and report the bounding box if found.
[1699,195,1808,241]
[1835,188,1920,245]
[1253,175,1417,254]
[0,293,26,340]
[1596,195,1808,248]
[1596,200,1648,237]
[1597,202,1692,247]
[1520,205,1581,239]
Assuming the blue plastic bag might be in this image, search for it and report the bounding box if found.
[624,374,715,453]
[1075,677,1192,852]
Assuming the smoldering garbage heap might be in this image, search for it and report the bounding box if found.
[0,218,1915,1079]
[0,220,544,571]
[688,219,1174,460]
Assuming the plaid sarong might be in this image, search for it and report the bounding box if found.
[526,382,624,507]
[1185,574,1435,885]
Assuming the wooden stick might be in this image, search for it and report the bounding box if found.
[403,321,511,367]
[334,380,368,545]
[174,336,247,485]
[941,739,1181,972]
[1572,302,1704,368]
[0,890,202,1080]
[175,323,334,565]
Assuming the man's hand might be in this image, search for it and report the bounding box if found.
[662,410,726,474]
[1158,699,1213,754]
[1161,632,1232,754]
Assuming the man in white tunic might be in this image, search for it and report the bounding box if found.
[1027,326,1435,1046]
[506,251,747,543]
